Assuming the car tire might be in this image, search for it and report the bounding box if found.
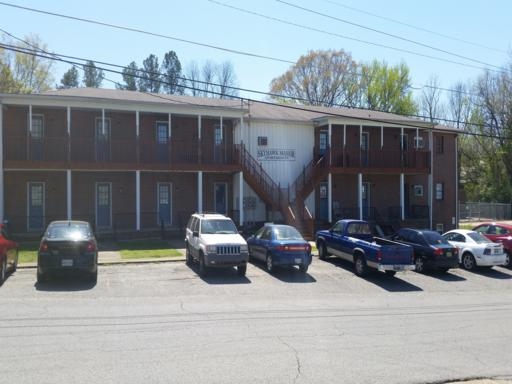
[299,264,309,274]
[36,270,46,284]
[0,257,6,286]
[185,245,193,266]
[12,251,18,273]
[461,253,476,270]
[266,254,274,273]
[199,253,207,277]
[237,264,247,276]
[385,270,397,277]
[354,254,368,277]
[414,257,425,273]
[505,251,511,268]
[318,243,328,261]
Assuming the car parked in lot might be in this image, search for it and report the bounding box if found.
[472,222,512,268]
[392,228,459,273]
[247,224,312,274]
[185,213,249,277]
[0,223,18,286]
[37,221,98,283]
[442,229,506,270]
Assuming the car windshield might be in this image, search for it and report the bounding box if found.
[47,223,90,240]
[274,226,303,240]
[201,219,238,234]
[467,231,492,244]
[423,231,450,245]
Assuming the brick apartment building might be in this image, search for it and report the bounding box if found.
[0,88,458,238]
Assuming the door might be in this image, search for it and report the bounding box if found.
[362,182,370,220]
[156,122,169,163]
[157,183,172,226]
[27,182,44,231]
[319,182,328,221]
[214,183,228,215]
[96,183,112,228]
[30,115,44,161]
[361,132,369,166]
[95,118,111,161]
[319,131,328,156]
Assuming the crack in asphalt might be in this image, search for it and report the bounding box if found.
[278,336,302,384]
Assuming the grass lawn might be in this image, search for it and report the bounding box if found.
[118,240,183,260]
[18,242,39,264]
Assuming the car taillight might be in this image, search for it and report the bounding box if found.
[376,250,382,262]
[434,247,443,256]
[453,248,458,256]
[86,242,96,252]
[39,241,49,252]
[276,244,309,252]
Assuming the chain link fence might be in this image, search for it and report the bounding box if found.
[459,202,512,221]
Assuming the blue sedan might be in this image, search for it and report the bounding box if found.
[247,224,312,273]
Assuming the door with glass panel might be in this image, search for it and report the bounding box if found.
[28,182,45,231]
[158,183,172,226]
[156,122,169,163]
[96,183,112,228]
[30,115,44,161]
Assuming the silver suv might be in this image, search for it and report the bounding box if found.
[185,213,249,277]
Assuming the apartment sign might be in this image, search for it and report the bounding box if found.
[257,148,296,161]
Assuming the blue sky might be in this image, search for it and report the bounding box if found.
[1,0,510,103]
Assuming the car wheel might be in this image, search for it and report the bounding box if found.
[36,270,46,284]
[185,245,193,266]
[237,264,247,276]
[12,251,18,273]
[266,254,274,273]
[385,270,396,277]
[299,264,309,274]
[199,253,207,277]
[461,253,476,270]
[505,251,512,268]
[354,254,368,277]
[414,257,425,273]
[0,257,6,286]
[318,243,328,261]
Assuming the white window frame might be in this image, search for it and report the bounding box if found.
[414,136,424,149]
[414,185,424,197]
[157,182,173,226]
[26,181,45,232]
[436,183,444,200]
[156,121,170,144]
[29,114,44,139]
[95,182,112,229]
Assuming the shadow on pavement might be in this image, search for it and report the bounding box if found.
[469,266,512,280]
[421,269,466,282]
[323,257,423,292]
[187,263,251,285]
[35,274,96,291]
[249,260,317,283]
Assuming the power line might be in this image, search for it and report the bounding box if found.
[275,0,508,72]
[318,0,507,54]
[0,41,506,141]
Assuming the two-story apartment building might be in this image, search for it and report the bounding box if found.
[0,88,458,238]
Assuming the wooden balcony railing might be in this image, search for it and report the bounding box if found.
[331,147,430,171]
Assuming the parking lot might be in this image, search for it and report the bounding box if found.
[1,258,512,384]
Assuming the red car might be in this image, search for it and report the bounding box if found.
[0,223,19,285]
[472,222,512,268]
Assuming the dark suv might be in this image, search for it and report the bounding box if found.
[393,228,459,273]
[185,213,249,277]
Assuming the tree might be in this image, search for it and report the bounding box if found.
[118,61,139,91]
[269,49,360,107]
[216,61,238,99]
[59,66,80,89]
[161,51,184,95]
[82,60,103,87]
[138,54,160,93]
[0,34,54,93]
[360,60,417,115]
[185,61,202,97]
[419,75,445,123]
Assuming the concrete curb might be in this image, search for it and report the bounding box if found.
[17,256,187,269]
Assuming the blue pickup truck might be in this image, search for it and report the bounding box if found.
[315,219,414,277]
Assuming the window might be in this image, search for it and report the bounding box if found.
[414,136,424,149]
[414,185,424,197]
[31,114,44,140]
[319,131,328,151]
[257,136,268,146]
[436,223,444,233]
[436,183,444,200]
[27,182,45,231]
[214,124,224,145]
[156,122,169,144]
[435,135,444,154]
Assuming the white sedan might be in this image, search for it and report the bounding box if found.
[442,229,507,270]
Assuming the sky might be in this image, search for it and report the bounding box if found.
[0,0,511,104]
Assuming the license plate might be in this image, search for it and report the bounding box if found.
[446,252,452,257]
[393,265,405,271]
[295,258,302,264]
[61,259,73,267]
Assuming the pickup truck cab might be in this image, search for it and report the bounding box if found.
[316,219,414,277]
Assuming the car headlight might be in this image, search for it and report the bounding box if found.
[206,245,217,253]
[240,244,248,252]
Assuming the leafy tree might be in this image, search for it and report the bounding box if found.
[0,34,53,93]
[59,66,80,89]
[269,49,360,107]
[360,60,417,115]
[161,51,184,94]
[118,61,139,91]
[82,60,103,87]
[138,54,160,93]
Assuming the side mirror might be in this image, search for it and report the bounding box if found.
[193,231,199,238]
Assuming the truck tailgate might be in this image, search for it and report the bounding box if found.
[380,244,413,265]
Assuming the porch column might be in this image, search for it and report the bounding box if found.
[238,171,244,226]
[328,122,332,165]
[29,105,32,134]
[168,113,172,138]
[136,111,140,164]
[400,173,405,220]
[136,170,140,231]
[102,109,105,133]
[197,171,203,213]
[343,124,346,147]
[198,115,202,163]
[67,170,72,220]
[455,136,459,229]
[328,173,332,223]
[0,102,3,222]
[67,106,71,162]
[380,125,384,148]
[358,173,363,220]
